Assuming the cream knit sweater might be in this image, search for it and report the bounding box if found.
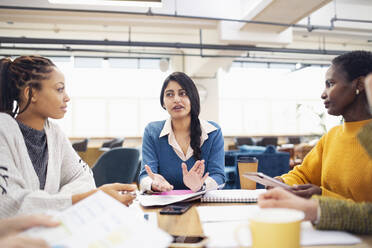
[0,113,96,217]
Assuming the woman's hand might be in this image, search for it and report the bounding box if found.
[258,187,318,221]
[0,235,50,248]
[182,160,209,192]
[265,176,285,190]
[145,165,174,192]
[98,183,137,206]
[289,184,322,198]
[0,214,60,248]
[73,183,137,206]
[0,215,60,238]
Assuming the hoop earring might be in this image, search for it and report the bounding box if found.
[356,89,360,95]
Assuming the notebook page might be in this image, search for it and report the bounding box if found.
[201,189,266,203]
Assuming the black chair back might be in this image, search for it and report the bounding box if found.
[72,138,89,152]
[110,138,124,148]
[101,138,125,149]
[234,137,255,146]
[92,147,140,187]
[256,137,278,146]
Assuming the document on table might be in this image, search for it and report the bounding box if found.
[22,191,172,248]
[202,221,361,247]
[138,190,206,207]
[197,205,260,222]
[197,206,361,247]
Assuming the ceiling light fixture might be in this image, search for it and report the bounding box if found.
[48,0,162,8]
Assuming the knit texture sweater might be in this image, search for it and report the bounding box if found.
[17,120,48,190]
[281,119,372,202]
[313,195,372,234]
[0,113,96,217]
[139,120,226,189]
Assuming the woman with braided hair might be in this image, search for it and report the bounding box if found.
[139,72,225,192]
[0,55,136,218]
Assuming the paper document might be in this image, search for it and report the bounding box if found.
[300,221,362,246]
[198,205,361,248]
[23,191,171,248]
[152,190,193,195]
[139,190,206,207]
[197,205,260,222]
[202,221,361,247]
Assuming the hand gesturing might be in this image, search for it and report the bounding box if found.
[145,165,174,192]
[182,160,209,192]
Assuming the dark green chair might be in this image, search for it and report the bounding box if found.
[92,147,140,187]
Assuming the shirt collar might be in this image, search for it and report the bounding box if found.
[159,118,173,138]
[159,118,217,161]
[159,118,217,138]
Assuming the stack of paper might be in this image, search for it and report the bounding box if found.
[138,190,205,207]
[23,191,172,248]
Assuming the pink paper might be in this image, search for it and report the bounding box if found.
[153,190,193,195]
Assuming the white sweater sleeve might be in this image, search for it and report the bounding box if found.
[0,115,96,217]
[0,137,72,217]
[58,124,96,194]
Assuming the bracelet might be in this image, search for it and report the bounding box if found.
[200,182,207,191]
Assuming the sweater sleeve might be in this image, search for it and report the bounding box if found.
[280,135,324,186]
[0,143,72,217]
[205,127,226,186]
[320,187,350,199]
[0,119,95,218]
[58,125,96,194]
[313,196,372,234]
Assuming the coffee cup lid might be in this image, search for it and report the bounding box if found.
[238,156,257,163]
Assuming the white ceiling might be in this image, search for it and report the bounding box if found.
[0,0,371,76]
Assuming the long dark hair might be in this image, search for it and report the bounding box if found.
[0,55,55,117]
[160,72,202,160]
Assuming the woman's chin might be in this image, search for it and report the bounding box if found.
[50,113,65,120]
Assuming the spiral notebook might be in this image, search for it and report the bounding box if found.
[200,189,266,203]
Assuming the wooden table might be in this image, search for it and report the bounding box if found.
[77,148,104,168]
[143,202,372,248]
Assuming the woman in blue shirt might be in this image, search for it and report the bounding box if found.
[139,72,226,192]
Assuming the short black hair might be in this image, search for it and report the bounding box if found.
[332,50,372,83]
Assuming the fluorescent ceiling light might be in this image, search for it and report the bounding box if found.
[48,0,162,8]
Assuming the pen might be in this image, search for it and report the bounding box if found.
[143,213,149,221]
[120,190,138,196]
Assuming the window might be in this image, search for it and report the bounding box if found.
[219,65,342,136]
[52,57,170,137]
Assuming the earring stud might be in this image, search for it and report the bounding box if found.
[356,89,360,95]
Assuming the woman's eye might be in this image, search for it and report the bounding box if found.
[180,91,187,96]
[166,93,174,97]
[57,87,64,93]
[326,81,334,87]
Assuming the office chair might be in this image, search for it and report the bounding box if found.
[288,136,301,144]
[256,137,278,147]
[92,147,140,187]
[110,138,125,148]
[72,138,89,152]
[100,137,125,151]
[234,137,255,146]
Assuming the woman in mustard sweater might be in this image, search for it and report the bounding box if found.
[279,51,372,202]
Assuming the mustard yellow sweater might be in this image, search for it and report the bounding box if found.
[281,119,372,202]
